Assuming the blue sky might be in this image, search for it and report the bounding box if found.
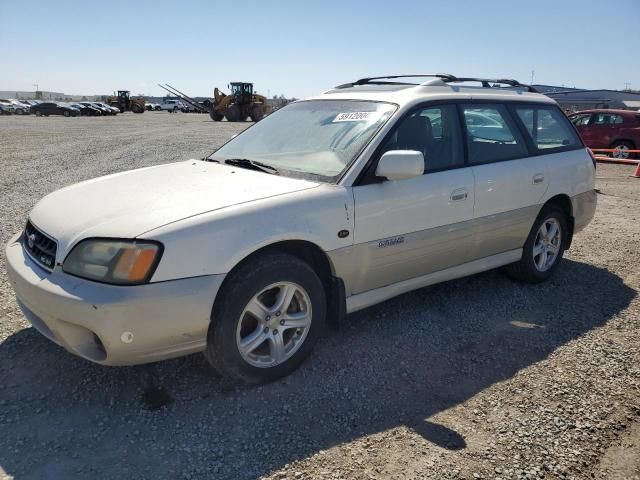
[1,0,638,98]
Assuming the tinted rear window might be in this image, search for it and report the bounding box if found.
[461,105,528,164]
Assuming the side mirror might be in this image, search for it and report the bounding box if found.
[375,150,424,181]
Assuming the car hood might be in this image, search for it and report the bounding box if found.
[29,160,320,256]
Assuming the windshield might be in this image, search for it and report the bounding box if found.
[210,100,397,180]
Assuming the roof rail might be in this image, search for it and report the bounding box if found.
[448,77,539,93]
[334,74,456,89]
[334,74,539,93]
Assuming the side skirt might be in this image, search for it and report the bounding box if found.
[345,249,522,314]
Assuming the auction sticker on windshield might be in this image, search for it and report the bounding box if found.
[333,111,381,122]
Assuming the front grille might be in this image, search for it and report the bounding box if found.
[23,221,57,271]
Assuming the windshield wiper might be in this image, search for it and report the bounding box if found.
[222,158,279,175]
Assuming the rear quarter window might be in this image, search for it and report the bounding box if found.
[514,106,582,151]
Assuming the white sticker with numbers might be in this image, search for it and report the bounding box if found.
[333,111,380,122]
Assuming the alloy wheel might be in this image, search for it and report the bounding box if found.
[533,218,562,272]
[236,281,312,368]
[612,145,631,159]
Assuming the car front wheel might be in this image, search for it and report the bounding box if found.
[204,252,326,384]
[505,205,567,283]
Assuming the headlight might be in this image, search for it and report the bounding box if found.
[63,239,162,285]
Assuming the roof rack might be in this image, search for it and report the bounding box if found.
[334,74,456,89]
[449,77,539,93]
[334,74,539,93]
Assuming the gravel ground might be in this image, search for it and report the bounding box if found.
[0,113,639,480]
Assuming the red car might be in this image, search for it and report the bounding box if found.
[569,109,640,158]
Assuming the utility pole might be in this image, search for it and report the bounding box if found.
[530,70,535,85]
[623,82,631,91]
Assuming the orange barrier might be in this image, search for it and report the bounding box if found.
[632,162,640,179]
[592,148,640,153]
[591,148,640,166]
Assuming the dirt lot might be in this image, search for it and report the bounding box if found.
[0,113,639,480]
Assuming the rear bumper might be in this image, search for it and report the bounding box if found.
[573,189,597,233]
[6,234,225,366]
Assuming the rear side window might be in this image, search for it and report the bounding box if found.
[515,106,582,150]
[592,113,624,125]
[461,105,528,164]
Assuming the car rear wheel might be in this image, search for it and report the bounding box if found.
[610,141,635,159]
[204,252,326,384]
[504,205,567,283]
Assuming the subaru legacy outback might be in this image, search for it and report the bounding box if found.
[6,74,596,383]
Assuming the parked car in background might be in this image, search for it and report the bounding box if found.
[30,102,79,117]
[8,99,32,115]
[146,102,161,111]
[569,109,640,159]
[69,103,101,116]
[94,102,120,115]
[0,99,16,114]
[180,104,198,113]
[160,99,183,112]
[79,102,108,115]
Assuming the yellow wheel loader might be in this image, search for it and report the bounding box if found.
[105,90,145,113]
[209,83,269,122]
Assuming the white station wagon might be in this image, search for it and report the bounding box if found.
[6,74,597,383]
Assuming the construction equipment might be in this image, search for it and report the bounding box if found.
[157,84,209,113]
[105,91,145,113]
[210,82,269,122]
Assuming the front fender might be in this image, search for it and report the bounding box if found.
[144,185,355,282]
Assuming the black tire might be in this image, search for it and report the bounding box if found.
[610,140,635,160]
[250,105,264,122]
[225,104,241,122]
[210,110,224,121]
[204,252,326,384]
[63,110,70,117]
[35,110,42,117]
[504,205,567,283]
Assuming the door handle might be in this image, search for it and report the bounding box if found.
[533,173,545,184]
[450,188,468,201]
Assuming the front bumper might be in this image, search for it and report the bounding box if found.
[5,234,225,366]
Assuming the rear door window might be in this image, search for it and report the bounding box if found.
[515,106,582,150]
[461,105,528,164]
[592,113,624,125]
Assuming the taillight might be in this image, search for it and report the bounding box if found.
[587,148,597,169]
